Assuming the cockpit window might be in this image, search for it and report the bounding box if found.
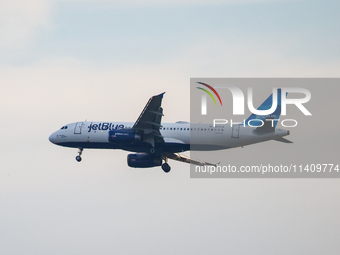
[60,126,68,130]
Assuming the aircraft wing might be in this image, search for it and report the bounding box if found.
[132,93,165,146]
[165,153,218,167]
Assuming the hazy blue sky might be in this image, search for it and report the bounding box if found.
[0,1,339,254]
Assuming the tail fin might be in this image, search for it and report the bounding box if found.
[245,88,282,128]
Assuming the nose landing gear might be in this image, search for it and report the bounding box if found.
[75,148,83,162]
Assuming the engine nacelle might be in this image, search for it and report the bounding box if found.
[127,154,162,168]
[108,130,141,144]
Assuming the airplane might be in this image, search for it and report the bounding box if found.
[49,88,291,173]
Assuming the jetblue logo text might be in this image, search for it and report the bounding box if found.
[88,123,125,132]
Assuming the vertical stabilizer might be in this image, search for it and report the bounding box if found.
[245,89,282,128]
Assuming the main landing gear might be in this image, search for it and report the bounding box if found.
[161,163,171,173]
[161,156,171,173]
[150,147,171,173]
[75,148,83,162]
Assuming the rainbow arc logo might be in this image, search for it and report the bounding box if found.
[196,82,223,106]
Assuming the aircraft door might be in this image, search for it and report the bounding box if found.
[74,122,83,134]
[231,125,240,138]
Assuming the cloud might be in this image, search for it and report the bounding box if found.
[62,0,287,8]
[158,32,340,78]
[1,32,339,126]
[0,0,54,47]
[0,0,296,51]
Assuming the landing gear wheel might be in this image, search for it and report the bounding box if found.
[162,163,171,173]
[76,147,83,162]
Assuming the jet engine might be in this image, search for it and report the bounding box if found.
[127,153,162,168]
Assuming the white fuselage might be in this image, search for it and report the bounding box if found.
[49,121,289,152]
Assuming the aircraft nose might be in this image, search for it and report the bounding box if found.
[49,133,56,144]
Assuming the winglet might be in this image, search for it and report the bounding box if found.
[155,92,165,98]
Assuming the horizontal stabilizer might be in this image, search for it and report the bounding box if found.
[273,137,293,143]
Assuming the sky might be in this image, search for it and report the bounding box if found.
[0,0,340,254]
